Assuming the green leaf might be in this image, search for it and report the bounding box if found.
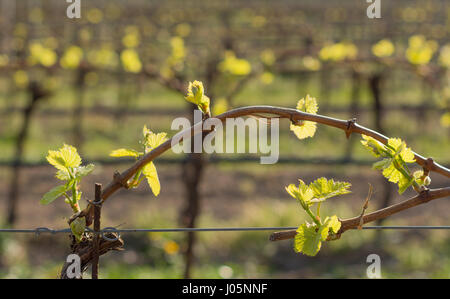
[110,148,140,158]
[56,169,70,181]
[372,158,392,170]
[142,162,161,197]
[361,135,388,157]
[294,216,341,256]
[362,136,417,194]
[290,95,318,140]
[285,180,314,208]
[74,164,95,178]
[381,162,402,183]
[294,223,323,256]
[46,144,82,171]
[324,215,341,234]
[143,126,168,151]
[41,185,67,205]
[387,138,415,163]
[46,151,66,171]
[309,177,351,201]
[58,144,81,167]
[290,121,317,140]
[298,94,318,114]
[398,175,414,194]
[185,80,210,114]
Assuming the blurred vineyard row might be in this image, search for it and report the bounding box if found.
[0,0,449,278]
[0,0,448,162]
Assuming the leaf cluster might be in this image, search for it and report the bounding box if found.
[42,144,94,241]
[361,135,430,194]
[184,80,210,115]
[286,177,351,256]
[110,125,168,197]
[290,94,319,140]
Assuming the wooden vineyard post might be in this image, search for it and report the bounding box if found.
[92,183,102,279]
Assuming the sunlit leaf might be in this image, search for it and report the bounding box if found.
[360,135,387,157]
[46,144,81,171]
[323,215,341,234]
[142,162,161,197]
[74,164,95,178]
[309,177,351,201]
[290,121,316,140]
[110,148,140,158]
[185,80,210,114]
[388,138,415,163]
[143,125,168,150]
[41,185,67,205]
[285,180,314,208]
[294,223,323,256]
[290,95,318,139]
[56,169,70,181]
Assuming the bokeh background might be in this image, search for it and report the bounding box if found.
[0,0,449,278]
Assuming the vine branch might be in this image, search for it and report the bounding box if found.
[86,105,449,226]
[269,187,450,242]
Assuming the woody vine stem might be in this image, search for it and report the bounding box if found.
[92,105,450,252]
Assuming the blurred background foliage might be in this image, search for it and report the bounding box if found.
[0,0,449,278]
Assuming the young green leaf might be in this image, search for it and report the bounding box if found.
[294,223,323,256]
[142,162,161,197]
[46,144,82,171]
[143,125,168,150]
[323,215,341,234]
[388,138,415,163]
[285,180,314,208]
[290,95,318,140]
[41,185,67,205]
[56,169,70,181]
[287,177,351,205]
[74,164,95,178]
[59,143,81,167]
[109,148,140,158]
[294,215,342,256]
[309,177,351,201]
[360,135,389,157]
[110,126,167,196]
[185,80,210,114]
[361,136,416,194]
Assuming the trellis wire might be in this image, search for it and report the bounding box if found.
[0,226,449,234]
[0,226,448,242]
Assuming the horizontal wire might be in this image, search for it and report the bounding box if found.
[0,226,449,235]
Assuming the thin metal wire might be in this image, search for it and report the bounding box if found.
[0,226,450,235]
